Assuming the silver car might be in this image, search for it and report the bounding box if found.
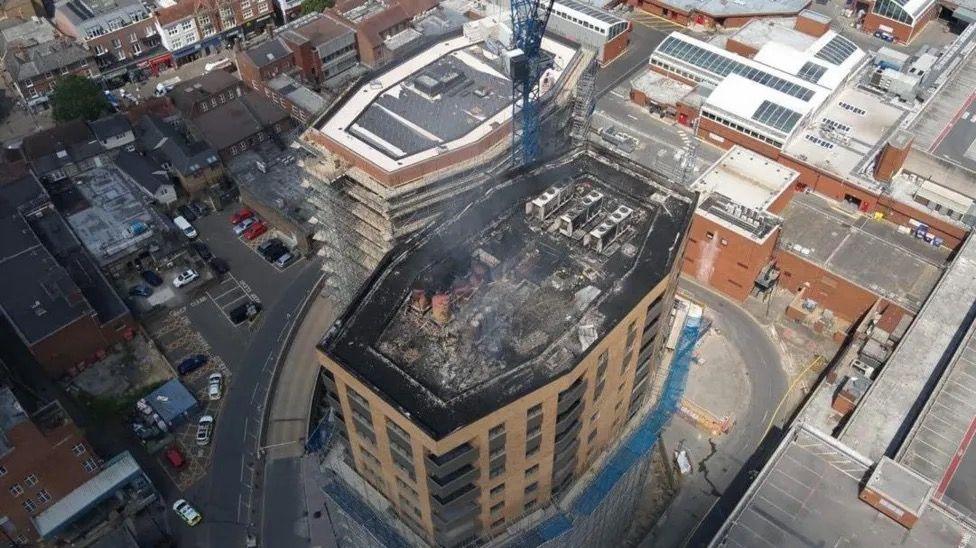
[196,415,214,446]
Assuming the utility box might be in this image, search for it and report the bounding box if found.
[832,375,870,416]
[859,457,934,529]
[504,48,529,81]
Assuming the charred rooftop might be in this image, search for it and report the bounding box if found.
[320,148,695,439]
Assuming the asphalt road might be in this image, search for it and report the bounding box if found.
[166,214,324,547]
[594,18,670,97]
[642,278,787,548]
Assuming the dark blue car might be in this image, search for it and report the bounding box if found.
[141,270,164,287]
[129,284,153,297]
[177,354,208,376]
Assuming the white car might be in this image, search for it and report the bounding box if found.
[204,58,232,72]
[233,217,256,235]
[172,499,202,526]
[196,415,214,446]
[173,269,199,288]
[207,373,223,401]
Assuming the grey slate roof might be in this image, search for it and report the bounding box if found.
[244,37,292,68]
[191,93,289,151]
[5,40,91,82]
[114,150,170,194]
[135,115,220,176]
[21,120,105,175]
[87,114,132,142]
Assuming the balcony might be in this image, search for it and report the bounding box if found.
[554,420,581,454]
[526,413,544,433]
[555,399,583,436]
[552,450,577,480]
[425,443,478,478]
[347,394,371,420]
[430,483,480,515]
[321,371,337,393]
[557,379,587,414]
[433,518,479,548]
[634,362,651,385]
[431,500,479,529]
[489,432,506,453]
[427,464,479,499]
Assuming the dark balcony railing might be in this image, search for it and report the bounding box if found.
[425,443,478,478]
[427,464,479,498]
[430,484,480,515]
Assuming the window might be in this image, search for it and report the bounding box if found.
[525,481,538,494]
[129,32,138,43]
[526,445,539,458]
[526,424,541,438]
[131,42,142,54]
[95,44,108,55]
[243,8,253,18]
[489,424,506,438]
[112,38,123,49]
[490,501,504,514]
[527,403,542,419]
[37,489,51,504]
[525,498,537,511]
[526,464,539,477]
[9,484,23,497]
[490,483,505,497]
[705,231,714,240]
[490,464,506,479]
[21,499,36,513]
[489,445,505,459]
[24,474,37,487]
[82,457,98,473]
[491,517,505,528]
[180,20,193,31]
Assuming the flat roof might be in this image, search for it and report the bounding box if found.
[320,150,694,439]
[710,424,975,548]
[34,451,143,538]
[729,17,817,54]
[630,69,693,106]
[648,0,809,18]
[314,34,577,175]
[778,192,949,312]
[896,309,976,514]
[840,234,976,462]
[866,457,934,516]
[691,146,794,240]
[65,166,157,265]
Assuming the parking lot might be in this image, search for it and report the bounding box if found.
[130,205,311,490]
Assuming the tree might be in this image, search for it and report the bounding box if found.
[301,0,334,15]
[50,75,109,122]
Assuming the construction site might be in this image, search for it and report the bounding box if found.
[296,16,593,306]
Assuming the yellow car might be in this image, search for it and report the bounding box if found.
[173,499,202,526]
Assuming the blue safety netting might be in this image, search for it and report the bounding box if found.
[511,310,702,544]
[323,478,412,548]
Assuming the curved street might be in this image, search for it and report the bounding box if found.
[641,277,788,547]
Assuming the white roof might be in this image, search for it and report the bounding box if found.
[902,0,936,18]
[704,73,824,138]
[753,30,866,90]
[314,34,576,176]
[33,452,142,538]
[692,145,797,211]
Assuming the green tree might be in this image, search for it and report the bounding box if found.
[301,0,334,15]
[50,75,109,122]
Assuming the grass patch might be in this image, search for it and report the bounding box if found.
[77,380,169,421]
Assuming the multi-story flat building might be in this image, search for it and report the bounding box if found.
[317,152,694,547]
[0,17,98,110]
[0,387,98,544]
[154,0,274,65]
[52,0,165,83]
[168,69,244,117]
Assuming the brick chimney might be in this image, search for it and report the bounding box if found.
[874,130,913,183]
[431,293,451,325]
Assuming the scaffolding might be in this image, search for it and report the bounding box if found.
[570,59,599,143]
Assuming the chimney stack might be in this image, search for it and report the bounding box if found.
[874,130,913,183]
[431,293,451,325]
[409,288,430,313]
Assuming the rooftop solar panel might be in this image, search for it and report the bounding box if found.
[753,100,802,134]
[797,61,827,83]
[657,35,816,102]
[815,35,858,65]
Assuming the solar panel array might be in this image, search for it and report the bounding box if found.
[657,36,816,101]
[815,35,858,65]
[797,62,827,83]
[753,100,802,134]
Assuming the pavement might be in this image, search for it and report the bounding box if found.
[640,276,788,548]
[594,11,675,98]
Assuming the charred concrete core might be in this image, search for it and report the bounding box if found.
[321,147,696,439]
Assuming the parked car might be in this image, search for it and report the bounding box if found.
[257,238,283,256]
[141,270,163,287]
[275,252,295,268]
[176,204,197,222]
[207,373,223,401]
[230,208,254,225]
[177,354,208,375]
[129,284,153,297]
[173,269,199,288]
[243,221,267,241]
[189,200,210,217]
[204,58,232,73]
[173,215,198,239]
[132,422,162,440]
[873,30,895,42]
[262,243,288,262]
[196,415,214,446]
[173,499,202,526]
[209,257,230,275]
[190,242,213,261]
[164,446,186,469]
[229,300,262,324]
[233,217,256,235]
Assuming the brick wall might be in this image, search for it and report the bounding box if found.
[682,213,779,302]
[599,25,631,66]
[724,37,757,57]
[29,312,134,378]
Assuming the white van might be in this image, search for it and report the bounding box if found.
[173,215,198,239]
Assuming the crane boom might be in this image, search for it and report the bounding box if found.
[510,0,554,167]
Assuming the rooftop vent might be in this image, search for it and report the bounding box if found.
[526,183,571,220]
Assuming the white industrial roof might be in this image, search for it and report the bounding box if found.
[692,145,797,211]
[752,30,866,90]
[315,34,576,175]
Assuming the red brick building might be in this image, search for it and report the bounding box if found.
[0,388,98,544]
[630,0,811,28]
[329,0,437,67]
[862,0,939,43]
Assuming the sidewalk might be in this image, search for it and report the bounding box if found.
[264,291,338,460]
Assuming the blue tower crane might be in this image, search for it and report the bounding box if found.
[509,0,555,167]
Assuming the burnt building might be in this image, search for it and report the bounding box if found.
[316,150,695,547]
